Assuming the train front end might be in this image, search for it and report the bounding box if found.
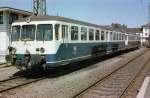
[5,19,59,70]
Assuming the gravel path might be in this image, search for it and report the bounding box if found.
[0,48,147,98]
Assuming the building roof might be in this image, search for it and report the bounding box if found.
[142,23,150,28]
[124,28,142,34]
[102,26,141,34]
[0,7,33,16]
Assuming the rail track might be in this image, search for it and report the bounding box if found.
[0,75,47,93]
[74,50,150,98]
[121,54,150,98]
[0,63,6,66]
[0,63,12,69]
[0,49,147,94]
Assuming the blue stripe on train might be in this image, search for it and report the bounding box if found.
[16,42,125,67]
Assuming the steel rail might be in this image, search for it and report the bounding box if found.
[0,49,147,94]
[0,76,47,93]
[118,53,150,98]
[73,49,149,98]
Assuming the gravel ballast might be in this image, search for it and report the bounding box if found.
[1,48,147,98]
[0,66,19,81]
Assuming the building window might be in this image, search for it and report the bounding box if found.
[55,24,60,40]
[71,26,78,40]
[9,13,18,24]
[101,31,105,40]
[0,12,3,24]
[23,15,28,18]
[81,27,87,40]
[95,30,100,40]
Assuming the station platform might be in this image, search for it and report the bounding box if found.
[136,71,150,98]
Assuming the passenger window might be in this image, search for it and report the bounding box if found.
[62,25,68,39]
[118,33,120,40]
[55,24,59,40]
[71,26,78,40]
[113,32,115,40]
[115,33,117,40]
[95,30,100,40]
[11,25,21,41]
[122,34,123,40]
[123,34,125,40]
[0,12,3,24]
[81,27,87,40]
[36,24,52,41]
[89,29,94,40]
[117,33,119,40]
[125,35,127,40]
[101,31,105,40]
[110,32,113,41]
[119,33,122,40]
[106,32,108,40]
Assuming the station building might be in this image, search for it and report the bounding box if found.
[0,7,32,55]
[141,23,150,45]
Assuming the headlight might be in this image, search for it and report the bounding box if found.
[25,49,30,54]
[36,48,40,52]
[40,47,45,53]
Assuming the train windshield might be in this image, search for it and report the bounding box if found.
[21,25,35,41]
[11,25,20,41]
[36,24,53,41]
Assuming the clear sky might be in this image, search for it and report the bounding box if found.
[0,0,150,27]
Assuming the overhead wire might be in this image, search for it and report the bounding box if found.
[140,0,149,22]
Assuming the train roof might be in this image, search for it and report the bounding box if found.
[15,15,107,29]
[15,15,129,33]
[14,15,139,35]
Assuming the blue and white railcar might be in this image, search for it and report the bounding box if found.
[5,16,140,70]
[125,33,141,49]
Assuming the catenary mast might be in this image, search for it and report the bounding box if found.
[148,4,150,47]
[33,0,47,16]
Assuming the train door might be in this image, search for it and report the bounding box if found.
[106,31,112,54]
[125,34,128,46]
[62,25,69,60]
